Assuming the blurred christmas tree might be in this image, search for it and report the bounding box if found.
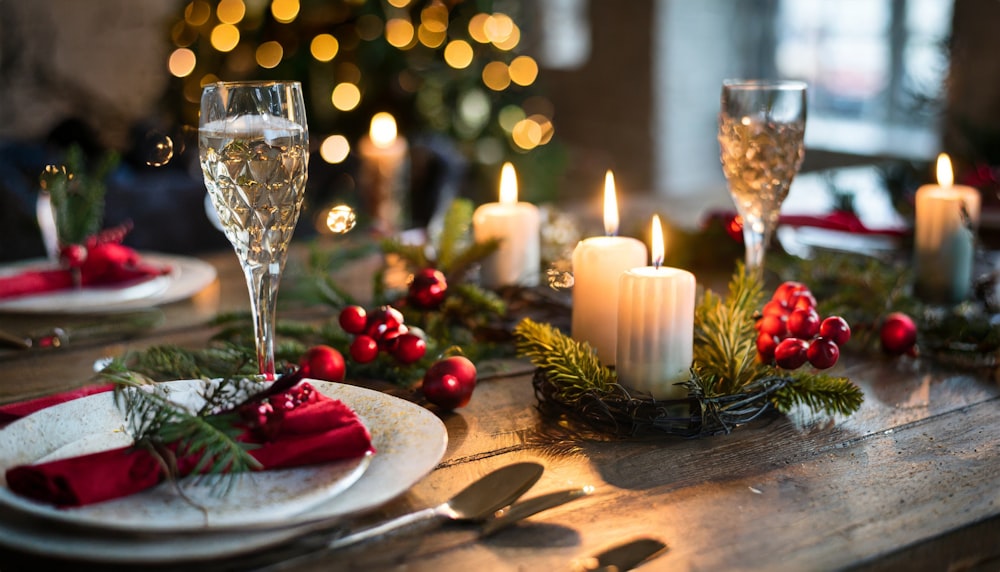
[164,0,564,206]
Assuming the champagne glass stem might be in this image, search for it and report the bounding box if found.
[740,212,775,275]
[243,263,281,381]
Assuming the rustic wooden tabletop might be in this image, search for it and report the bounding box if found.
[0,246,998,572]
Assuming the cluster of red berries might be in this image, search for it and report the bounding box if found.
[240,383,316,439]
[756,281,851,370]
[338,304,427,365]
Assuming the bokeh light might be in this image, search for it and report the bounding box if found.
[357,14,384,41]
[420,3,449,33]
[320,135,350,163]
[443,40,473,69]
[255,41,283,68]
[369,112,398,148]
[217,0,246,24]
[493,23,520,51]
[482,61,510,91]
[484,13,514,43]
[512,118,542,150]
[417,24,446,48]
[508,55,538,86]
[387,0,410,7]
[468,13,490,43]
[385,18,415,48]
[168,48,197,77]
[529,114,555,144]
[271,0,299,23]
[310,34,339,62]
[142,132,175,167]
[326,205,357,234]
[210,23,240,52]
[498,104,526,132]
[185,1,211,26]
[332,83,361,111]
[171,22,198,47]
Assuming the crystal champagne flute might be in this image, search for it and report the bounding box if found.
[199,81,309,380]
[718,80,807,274]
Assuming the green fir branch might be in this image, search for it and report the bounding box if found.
[771,370,865,417]
[437,198,475,272]
[380,237,430,269]
[514,318,617,400]
[443,238,501,283]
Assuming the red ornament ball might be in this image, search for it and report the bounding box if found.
[299,345,346,382]
[364,306,405,339]
[339,306,367,335]
[807,337,840,369]
[820,316,851,346]
[774,338,809,370]
[408,268,448,310]
[422,356,477,410]
[880,312,917,356]
[787,307,821,339]
[59,244,88,268]
[392,333,427,364]
[349,335,380,363]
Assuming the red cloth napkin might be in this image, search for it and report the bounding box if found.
[0,383,115,424]
[0,243,170,300]
[4,382,374,507]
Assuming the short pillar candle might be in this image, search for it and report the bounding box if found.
[472,162,540,288]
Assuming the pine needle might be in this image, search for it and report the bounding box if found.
[513,318,617,400]
[771,371,865,416]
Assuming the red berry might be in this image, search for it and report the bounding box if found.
[880,312,917,356]
[364,306,405,338]
[787,308,821,339]
[807,337,840,369]
[407,268,448,310]
[422,356,477,409]
[338,306,367,334]
[773,281,808,305]
[761,300,789,318]
[299,345,346,382]
[774,338,809,370]
[757,332,779,363]
[820,316,851,346]
[790,291,818,311]
[392,333,427,364]
[377,325,408,351]
[758,314,788,338]
[349,335,379,363]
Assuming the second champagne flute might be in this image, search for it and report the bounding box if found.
[199,81,309,380]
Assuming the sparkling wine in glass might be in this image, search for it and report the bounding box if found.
[199,81,309,380]
[718,80,806,274]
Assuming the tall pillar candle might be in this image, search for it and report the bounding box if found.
[617,215,696,400]
[914,153,981,304]
[358,112,409,235]
[571,171,647,364]
[473,162,541,288]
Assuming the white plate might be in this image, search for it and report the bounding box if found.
[0,379,447,563]
[0,253,217,314]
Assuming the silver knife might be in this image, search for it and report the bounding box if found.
[577,537,668,571]
[0,310,164,351]
[480,485,593,537]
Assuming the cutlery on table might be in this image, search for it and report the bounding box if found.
[0,309,164,351]
[576,537,668,572]
[324,461,544,550]
[479,485,593,537]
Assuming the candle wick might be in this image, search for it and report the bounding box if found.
[653,257,662,270]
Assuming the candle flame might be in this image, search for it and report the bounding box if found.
[936,153,954,189]
[499,162,518,204]
[603,170,619,236]
[369,112,398,149]
[651,214,665,268]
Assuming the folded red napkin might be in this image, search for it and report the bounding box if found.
[0,242,170,300]
[5,382,374,507]
[0,383,115,424]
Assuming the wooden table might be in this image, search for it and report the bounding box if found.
[0,246,998,572]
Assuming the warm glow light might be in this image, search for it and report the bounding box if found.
[255,41,283,68]
[200,73,219,86]
[498,105,525,132]
[210,23,240,52]
[936,153,954,188]
[530,114,555,145]
[508,55,537,86]
[482,61,510,91]
[484,13,514,43]
[332,83,361,111]
[320,135,350,164]
[387,0,410,6]
[468,13,490,43]
[385,18,415,48]
[493,23,520,51]
[326,205,357,234]
[511,118,541,150]
[168,48,197,77]
[444,40,473,69]
[311,34,339,61]
[185,0,211,26]
[369,112,398,148]
[604,171,619,236]
[420,3,449,33]
[271,0,300,23]
[499,162,518,204]
[217,0,246,24]
[417,24,446,48]
[651,215,665,268]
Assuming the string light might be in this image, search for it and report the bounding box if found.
[332,83,361,111]
[168,48,197,77]
[310,34,338,62]
[443,39,473,69]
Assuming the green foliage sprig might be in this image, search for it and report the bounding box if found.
[40,144,119,246]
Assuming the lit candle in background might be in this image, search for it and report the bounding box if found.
[617,214,696,400]
[357,112,409,235]
[571,171,648,364]
[914,153,981,304]
[472,162,541,288]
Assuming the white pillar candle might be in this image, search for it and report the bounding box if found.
[571,171,648,364]
[617,215,696,400]
[914,153,981,304]
[358,112,409,235]
[473,162,541,288]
